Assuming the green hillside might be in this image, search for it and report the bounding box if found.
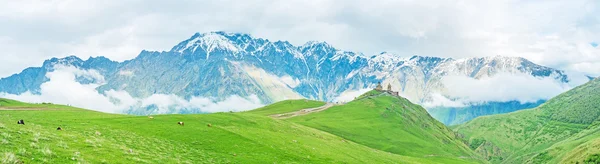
[286,90,484,163]
[245,99,326,116]
[0,98,449,163]
[454,78,600,163]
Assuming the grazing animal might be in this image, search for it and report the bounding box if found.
[148,116,154,119]
[57,127,62,130]
[207,123,212,127]
[178,122,184,126]
[17,120,24,125]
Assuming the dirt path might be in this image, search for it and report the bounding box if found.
[271,103,336,119]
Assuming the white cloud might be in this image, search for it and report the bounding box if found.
[0,66,264,114]
[430,72,572,107]
[423,93,466,108]
[333,88,371,103]
[0,0,599,77]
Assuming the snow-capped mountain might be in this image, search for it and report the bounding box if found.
[0,31,571,122]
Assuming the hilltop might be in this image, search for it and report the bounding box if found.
[280,90,484,163]
[454,78,600,163]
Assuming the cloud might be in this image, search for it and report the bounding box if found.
[137,94,263,114]
[422,93,466,108]
[427,72,572,107]
[333,88,371,103]
[0,0,599,77]
[0,66,264,114]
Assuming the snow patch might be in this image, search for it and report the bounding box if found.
[118,70,134,76]
[238,64,304,101]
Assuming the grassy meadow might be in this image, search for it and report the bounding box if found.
[1,97,455,163]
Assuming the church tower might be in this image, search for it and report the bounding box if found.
[375,82,383,91]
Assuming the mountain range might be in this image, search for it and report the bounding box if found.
[0,31,572,123]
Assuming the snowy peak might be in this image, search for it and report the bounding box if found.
[171,32,241,57]
[406,56,451,69]
[331,51,364,63]
[162,31,568,84]
[168,32,368,63]
[42,56,84,69]
[300,41,337,57]
[409,56,449,63]
[367,52,406,69]
[301,41,333,49]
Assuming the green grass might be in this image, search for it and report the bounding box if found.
[0,98,435,163]
[584,154,600,163]
[529,120,600,163]
[0,98,57,108]
[245,99,326,116]
[287,91,484,164]
[454,78,600,163]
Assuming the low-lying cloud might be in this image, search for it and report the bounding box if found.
[425,72,574,107]
[0,66,264,114]
[333,88,372,103]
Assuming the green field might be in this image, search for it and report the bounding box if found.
[454,78,600,163]
[0,96,477,163]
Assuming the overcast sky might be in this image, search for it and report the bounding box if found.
[1,0,599,77]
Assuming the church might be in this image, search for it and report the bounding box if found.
[375,82,399,96]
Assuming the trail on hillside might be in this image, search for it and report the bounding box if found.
[270,103,335,119]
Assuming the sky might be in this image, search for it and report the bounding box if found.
[1,0,599,78]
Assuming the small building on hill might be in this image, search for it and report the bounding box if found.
[374,82,400,96]
[375,82,383,91]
